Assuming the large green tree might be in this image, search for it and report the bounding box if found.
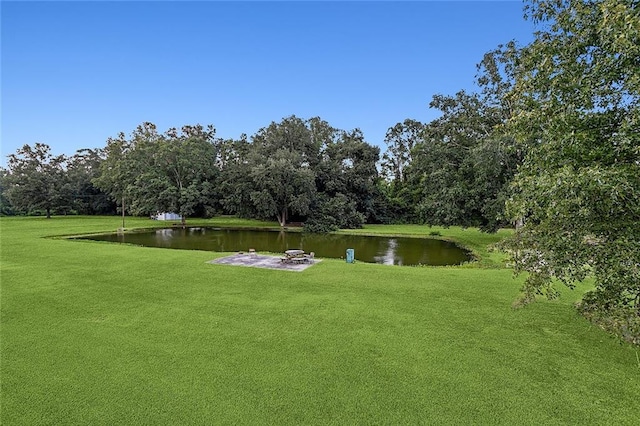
[316,129,382,223]
[249,149,316,227]
[93,131,135,224]
[252,115,325,167]
[5,143,68,218]
[499,0,639,339]
[66,148,115,215]
[95,123,220,225]
[381,119,424,184]
[379,119,425,223]
[217,136,257,218]
[246,116,324,225]
[407,88,518,231]
[0,169,15,216]
[126,124,219,224]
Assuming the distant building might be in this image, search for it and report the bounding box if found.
[152,212,182,221]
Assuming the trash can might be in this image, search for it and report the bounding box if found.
[346,248,355,263]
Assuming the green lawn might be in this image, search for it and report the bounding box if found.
[1,216,638,425]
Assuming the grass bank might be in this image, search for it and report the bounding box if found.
[1,216,638,424]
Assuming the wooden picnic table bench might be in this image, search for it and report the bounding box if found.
[280,250,315,264]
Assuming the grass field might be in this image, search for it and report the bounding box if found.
[1,216,639,424]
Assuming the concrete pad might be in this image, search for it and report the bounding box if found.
[207,253,321,272]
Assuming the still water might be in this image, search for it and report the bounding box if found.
[78,227,473,266]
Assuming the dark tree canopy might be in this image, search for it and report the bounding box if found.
[404,89,518,231]
[66,149,116,215]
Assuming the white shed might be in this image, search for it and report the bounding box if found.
[153,212,182,221]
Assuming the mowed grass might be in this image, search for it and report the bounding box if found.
[1,216,639,425]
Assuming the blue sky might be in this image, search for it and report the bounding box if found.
[1,1,535,166]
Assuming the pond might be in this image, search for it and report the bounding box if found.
[76,227,473,266]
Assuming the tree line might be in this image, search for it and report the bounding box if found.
[1,118,388,230]
[0,93,519,232]
[0,58,521,232]
[1,0,638,342]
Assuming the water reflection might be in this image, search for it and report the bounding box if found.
[77,227,472,266]
[156,229,173,241]
[374,238,397,265]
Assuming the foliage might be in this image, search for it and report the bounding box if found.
[217,136,258,218]
[249,149,316,226]
[4,143,68,218]
[378,39,525,230]
[318,129,382,222]
[6,114,382,229]
[378,120,424,224]
[2,145,113,217]
[578,292,640,346]
[129,124,219,224]
[498,0,640,326]
[0,169,16,216]
[247,117,329,225]
[406,89,518,231]
[65,149,116,215]
[246,116,381,227]
[302,217,338,234]
[303,193,365,233]
[95,123,219,225]
[381,118,424,183]
[374,180,418,224]
[92,131,135,217]
[252,115,328,168]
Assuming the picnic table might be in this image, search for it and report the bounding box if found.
[281,249,313,264]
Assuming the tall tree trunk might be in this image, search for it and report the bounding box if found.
[121,198,125,229]
[46,207,51,219]
[277,208,287,227]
